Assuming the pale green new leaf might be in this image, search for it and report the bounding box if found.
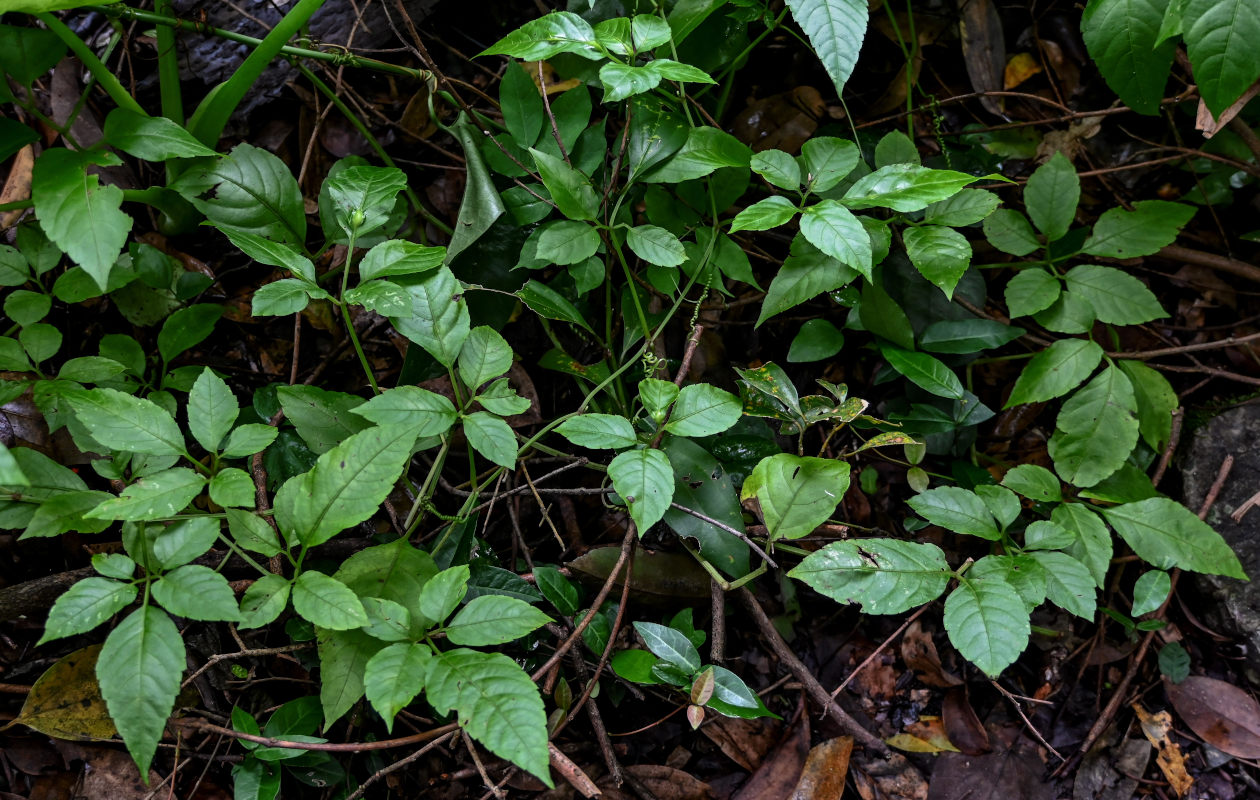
[458,326,514,389]
[65,388,185,456]
[799,200,872,278]
[352,386,457,437]
[556,414,638,450]
[238,574,291,629]
[87,468,206,521]
[420,565,470,626]
[664,384,742,437]
[608,448,675,533]
[1132,570,1171,616]
[730,196,798,233]
[627,225,687,267]
[152,565,241,622]
[390,266,471,368]
[1049,366,1138,487]
[96,606,184,776]
[1102,498,1246,578]
[188,368,238,453]
[1005,339,1103,407]
[784,0,868,96]
[426,649,552,785]
[788,539,950,614]
[1024,152,1079,241]
[364,643,432,732]
[273,426,414,547]
[741,453,849,540]
[904,225,972,298]
[39,577,136,644]
[31,149,131,291]
[292,571,368,630]
[1028,551,1097,619]
[943,578,1030,676]
[842,164,983,212]
[907,486,1000,540]
[445,595,552,646]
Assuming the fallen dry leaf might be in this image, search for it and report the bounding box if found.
[943,686,991,755]
[901,621,962,688]
[1132,702,1193,797]
[700,715,783,772]
[1166,674,1260,759]
[7,645,117,741]
[1004,53,1043,89]
[789,736,852,800]
[733,705,810,800]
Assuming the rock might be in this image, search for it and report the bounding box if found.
[167,0,438,123]
[1181,405,1260,678]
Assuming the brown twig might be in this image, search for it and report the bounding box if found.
[710,579,726,664]
[738,588,888,754]
[1110,331,1260,360]
[674,324,704,386]
[1151,408,1185,488]
[990,679,1063,761]
[1159,244,1260,286]
[177,718,457,753]
[344,730,458,800]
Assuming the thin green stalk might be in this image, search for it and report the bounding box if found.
[152,0,184,125]
[35,13,144,115]
[338,226,380,394]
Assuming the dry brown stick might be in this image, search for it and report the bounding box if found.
[0,682,31,694]
[1151,408,1185,489]
[538,61,570,164]
[1159,244,1260,285]
[548,744,601,798]
[531,525,636,682]
[737,588,888,754]
[1145,361,1260,386]
[181,643,310,689]
[674,323,704,386]
[1109,331,1260,360]
[710,579,726,664]
[990,679,1063,761]
[178,718,457,753]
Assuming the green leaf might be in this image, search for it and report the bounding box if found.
[633,621,701,673]
[500,62,543,149]
[188,368,238,453]
[1001,464,1062,503]
[476,379,531,417]
[608,448,675,534]
[171,143,305,245]
[904,225,972,299]
[1081,200,1195,258]
[643,58,715,83]
[479,11,598,60]
[251,279,314,317]
[534,567,580,616]
[1004,269,1060,319]
[529,148,599,221]
[1184,0,1260,116]
[907,486,1000,540]
[57,356,125,383]
[664,384,742,438]
[238,574,291,630]
[448,116,507,260]
[627,225,687,267]
[784,0,868,96]
[757,233,858,326]
[419,565,470,626]
[158,304,221,363]
[943,578,1030,676]
[556,414,638,449]
[1055,503,1113,588]
[516,279,594,332]
[226,508,281,557]
[316,628,383,726]
[343,280,411,317]
[20,489,112,539]
[1023,520,1076,550]
[93,553,136,580]
[1006,339,1104,407]
[324,166,407,240]
[31,148,131,291]
[537,220,601,265]
[1159,640,1190,682]
[1024,152,1079,242]
[458,326,514,390]
[662,437,751,579]
[976,485,1020,531]
[102,109,217,160]
[1119,360,1177,451]
[642,126,751,183]
[920,319,1022,354]
[1081,0,1176,114]
[788,319,845,362]
[87,468,206,521]
[361,597,413,642]
[463,411,518,469]
[1132,569,1171,616]
[364,643,432,732]
[352,386,457,437]
[1034,290,1096,334]
[0,336,30,372]
[2,447,86,501]
[873,130,920,167]
[1102,498,1246,578]
[277,385,370,455]
[293,571,368,630]
[984,209,1042,256]
[730,196,798,233]
[612,649,660,683]
[881,346,965,401]
[922,189,1000,227]
[842,164,983,212]
[445,595,551,646]
[0,23,65,83]
[152,565,241,622]
[800,136,861,193]
[426,649,552,786]
[39,577,136,645]
[209,467,254,508]
[217,229,316,282]
[96,606,184,776]
[19,323,60,365]
[1048,365,1139,487]
[389,266,471,368]
[273,425,414,548]
[359,240,445,281]
[4,289,50,325]
[153,516,220,568]
[1028,551,1097,619]
[799,200,872,277]
[788,539,950,614]
[751,150,801,190]
[599,62,661,101]
[222,424,279,458]
[741,453,849,540]
[1064,264,1164,324]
